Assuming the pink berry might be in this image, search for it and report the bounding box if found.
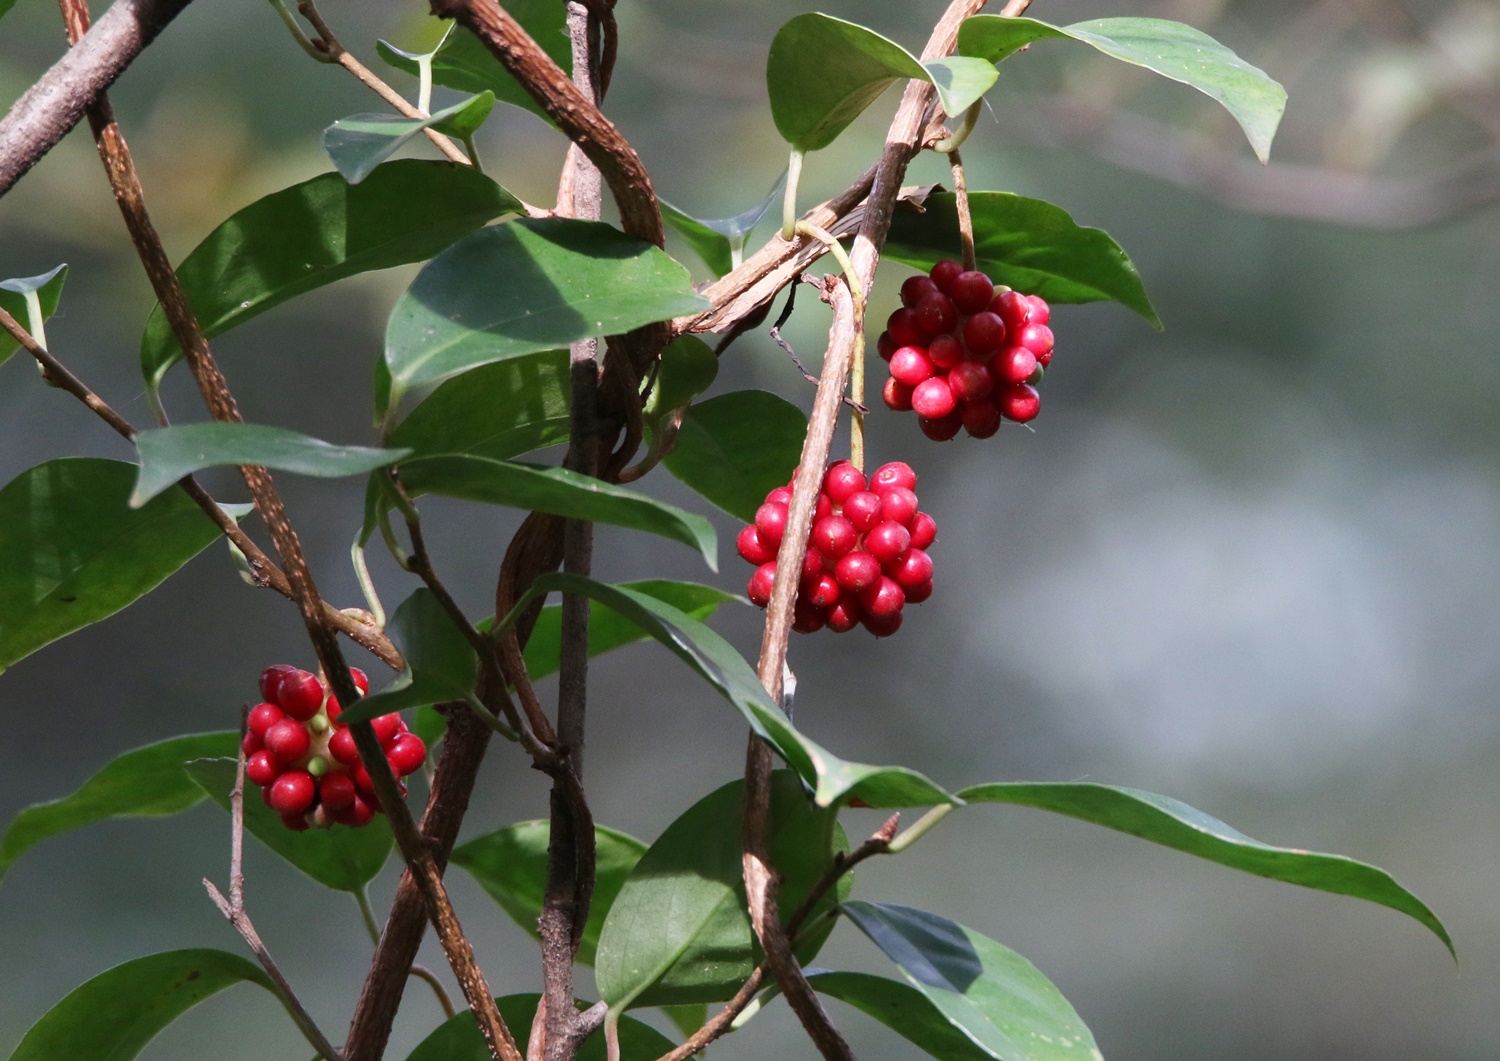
[991,346,1038,386]
[993,290,1033,333]
[1027,294,1051,324]
[766,486,793,506]
[1015,323,1054,358]
[812,515,857,559]
[879,487,919,527]
[900,275,940,307]
[870,462,917,494]
[246,750,281,787]
[834,551,881,593]
[319,771,356,811]
[1000,383,1041,423]
[264,718,310,764]
[883,378,914,411]
[822,461,866,504]
[926,333,963,369]
[277,670,325,721]
[919,412,963,441]
[865,521,912,566]
[911,377,957,420]
[748,562,777,607]
[387,733,427,776]
[754,502,789,548]
[247,702,284,738]
[737,525,776,566]
[269,771,316,815]
[947,360,992,401]
[889,346,936,387]
[889,548,934,588]
[886,307,926,347]
[909,512,937,550]
[913,291,957,338]
[962,312,1007,357]
[950,271,995,315]
[960,399,1002,439]
[929,259,963,292]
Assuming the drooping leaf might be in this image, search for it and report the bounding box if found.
[0,263,67,366]
[130,423,409,507]
[0,732,237,884]
[9,949,272,1061]
[958,781,1454,956]
[643,335,718,419]
[957,15,1286,162]
[185,758,392,892]
[660,170,788,277]
[921,55,1000,118]
[0,459,231,675]
[884,191,1160,327]
[521,578,741,681]
[340,588,477,725]
[323,92,496,185]
[808,970,996,1060]
[371,455,718,571]
[452,821,647,965]
[381,217,707,415]
[405,994,674,1061]
[140,161,522,397]
[843,901,1102,1061]
[767,14,927,152]
[595,772,849,1009]
[663,390,807,522]
[386,349,571,460]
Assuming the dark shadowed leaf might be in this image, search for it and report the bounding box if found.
[663,390,808,522]
[0,459,231,675]
[8,949,272,1061]
[660,170,787,277]
[340,588,477,725]
[958,15,1286,162]
[958,781,1454,956]
[323,92,496,185]
[843,901,1102,1061]
[453,822,647,965]
[405,994,673,1061]
[381,218,707,415]
[0,263,67,366]
[186,758,392,892]
[130,423,408,507]
[0,732,237,884]
[595,773,848,1009]
[386,349,571,460]
[884,192,1160,326]
[808,970,996,1060]
[141,161,521,397]
[644,335,718,419]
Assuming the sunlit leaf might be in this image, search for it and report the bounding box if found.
[662,390,807,522]
[921,55,1000,118]
[323,92,496,185]
[405,994,674,1060]
[660,171,788,277]
[0,263,67,366]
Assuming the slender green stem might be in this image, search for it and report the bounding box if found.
[417,56,433,115]
[355,886,381,945]
[886,803,955,854]
[781,148,805,240]
[933,98,981,153]
[350,542,386,628]
[464,692,520,741]
[462,134,483,171]
[267,0,331,62]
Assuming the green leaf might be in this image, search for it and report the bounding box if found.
[884,191,1160,327]
[843,901,1102,1061]
[0,732,237,884]
[512,574,954,810]
[380,455,719,570]
[521,578,741,682]
[185,758,392,892]
[140,161,522,398]
[0,459,230,676]
[662,390,807,523]
[323,92,496,185]
[381,217,708,415]
[0,263,67,366]
[340,588,477,726]
[660,171,788,277]
[452,822,647,966]
[406,994,674,1061]
[958,781,1454,957]
[808,970,997,1060]
[130,423,409,508]
[379,1,571,125]
[921,56,1000,118]
[643,335,718,419]
[595,772,848,1009]
[767,13,927,152]
[9,949,272,1061]
[958,15,1286,162]
[386,349,571,460]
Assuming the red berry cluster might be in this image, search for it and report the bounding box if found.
[736,460,936,638]
[242,665,427,831]
[878,259,1055,440]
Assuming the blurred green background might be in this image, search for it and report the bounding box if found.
[3,0,1498,1058]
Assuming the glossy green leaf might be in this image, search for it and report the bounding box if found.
[406,993,674,1061]
[663,390,807,522]
[958,781,1454,956]
[130,423,409,508]
[660,171,787,277]
[382,217,707,415]
[921,56,1000,118]
[511,573,954,809]
[379,0,571,124]
[323,92,496,185]
[185,758,392,892]
[885,192,1159,326]
[808,970,996,1060]
[386,350,571,460]
[596,772,848,1009]
[340,588,477,726]
[522,578,740,681]
[0,263,67,365]
[843,901,1102,1061]
[0,459,230,675]
[141,161,522,397]
[643,335,718,419]
[452,821,647,965]
[379,455,718,570]
[9,949,272,1061]
[0,0,16,23]
[768,13,927,152]
[958,15,1286,162]
[0,732,236,884]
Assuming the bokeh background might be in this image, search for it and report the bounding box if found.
[3,0,1498,1058]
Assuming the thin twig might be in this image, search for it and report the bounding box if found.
[949,148,977,272]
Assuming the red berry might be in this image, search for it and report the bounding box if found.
[834,551,881,593]
[280,811,311,832]
[822,461,866,504]
[269,771,316,815]
[900,275,940,307]
[328,726,360,767]
[1027,294,1051,324]
[807,573,841,608]
[248,702,284,738]
[994,290,1033,333]
[862,610,904,638]
[885,307,926,347]
[877,331,899,361]
[264,718,311,764]
[950,271,995,315]
[814,491,833,521]
[870,462,916,494]
[387,733,427,776]
[947,360,992,401]
[350,668,369,695]
[811,515,857,559]
[889,346,935,387]
[737,524,776,565]
[246,750,281,787]
[799,546,824,586]
[320,771,357,810]
[754,502,789,548]
[1015,323,1054,358]
[766,486,793,506]
[889,548,934,588]
[905,578,934,604]
[919,412,964,441]
[911,377,957,420]
[992,346,1038,386]
[843,491,883,533]
[259,664,296,704]
[961,398,1003,439]
[1000,383,1041,423]
[961,312,1007,357]
[865,521,912,566]
[929,259,963,292]
[277,670,325,721]
[241,730,264,756]
[371,713,403,747]
[352,764,375,798]
[926,333,963,369]
[748,562,777,607]
[826,595,863,633]
[882,377,914,411]
[791,599,827,634]
[859,575,906,618]
[330,795,375,828]
[879,486,920,527]
[913,291,957,338]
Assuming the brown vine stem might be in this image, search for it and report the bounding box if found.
[949,148,978,272]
